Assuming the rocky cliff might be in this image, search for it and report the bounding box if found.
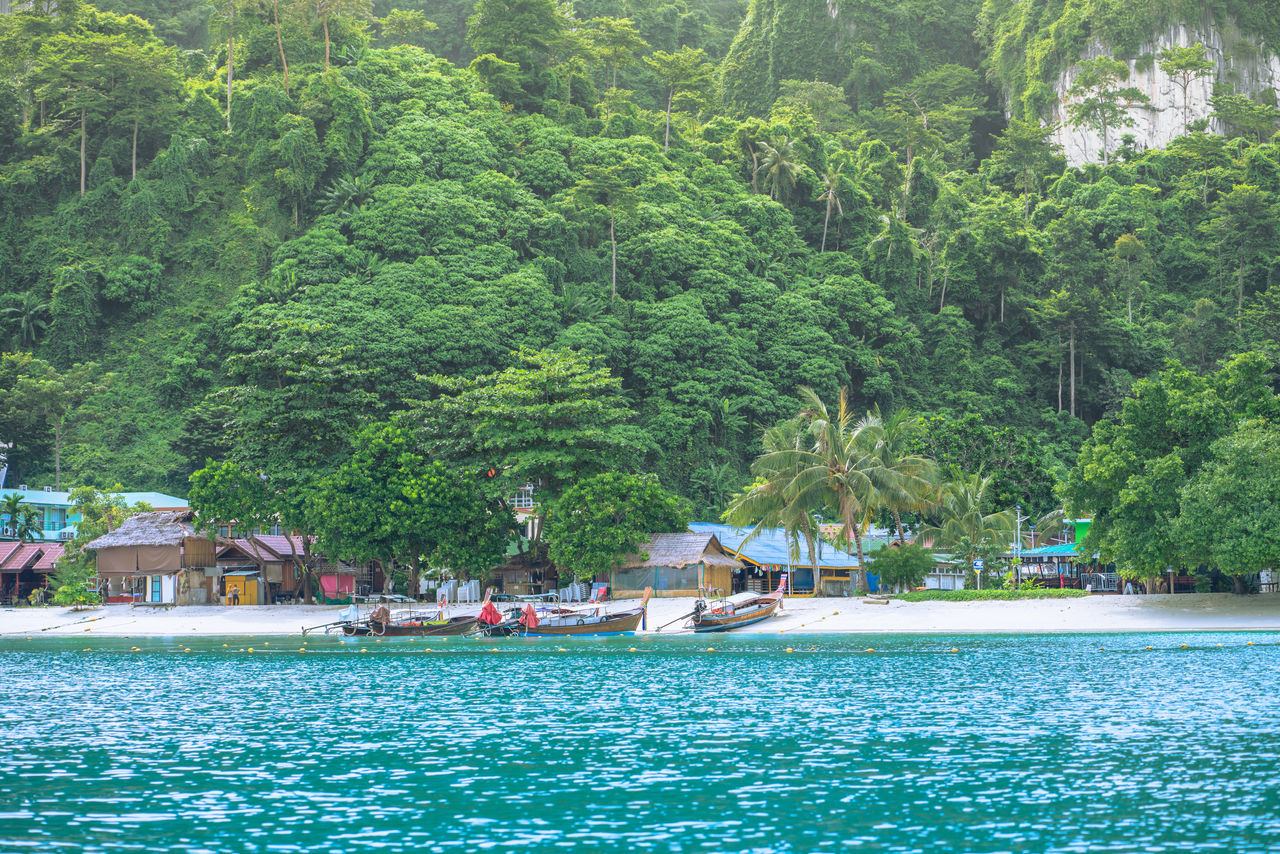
[1048,23,1280,165]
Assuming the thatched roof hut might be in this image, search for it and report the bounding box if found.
[612,532,743,597]
[87,511,211,575]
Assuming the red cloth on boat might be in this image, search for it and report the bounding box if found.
[478,601,503,625]
[518,603,540,628]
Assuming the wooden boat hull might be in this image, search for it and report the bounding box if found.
[691,597,782,632]
[476,608,645,637]
[342,615,478,637]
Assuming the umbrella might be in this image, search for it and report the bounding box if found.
[518,603,540,628]
[478,601,503,625]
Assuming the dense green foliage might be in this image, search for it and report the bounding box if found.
[1065,353,1280,583]
[2,0,1280,589]
[545,471,691,580]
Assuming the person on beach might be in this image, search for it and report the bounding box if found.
[232,588,240,606]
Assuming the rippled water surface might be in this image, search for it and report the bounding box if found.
[3,631,1280,853]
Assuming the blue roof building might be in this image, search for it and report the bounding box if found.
[0,488,188,543]
[689,522,875,595]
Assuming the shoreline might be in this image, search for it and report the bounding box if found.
[3,592,1280,638]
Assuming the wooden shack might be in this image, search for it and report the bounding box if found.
[610,533,744,598]
[87,511,217,605]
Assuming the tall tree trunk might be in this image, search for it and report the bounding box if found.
[1237,256,1245,330]
[131,115,139,181]
[226,18,234,132]
[821,199,831,253]
[609,214,617,300]
[1057,342,1063,413]
[79,107,86,198]
[54,420,63,491]
[663,88,672,152]
[1069,318,1076,419]
[892,510,907,546]
[851,527,866,592]
[938,267,948,310]
[1000,286,1005,322]
[800,523,819,597]
[323,9,330,70]
[273,0,289,93]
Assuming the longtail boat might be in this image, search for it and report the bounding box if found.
[476,589,652,637]
[688,576,786,633]
[340,606,479,638]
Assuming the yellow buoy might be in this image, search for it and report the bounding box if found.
[82,648,91,652]
[628,647,638,652]
[263,642,269,646]
[1217,644,1223,647]
[950,648,959,653]
[1181,644,1188,648]
[706,647,715,652]
[184,648,191,653]
[360,648,368,652]
[786,648,794,653]
[1247,641,1254,646]
[865,648,874,653]
[84,628,91,632]
[1145,646,1153,650]
[247,648,254,652]
[833,611,839,615]
[131,647,140,651]
[299,648,306,652]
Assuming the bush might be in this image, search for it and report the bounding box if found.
[870,544,935,591]
[895,589,1090,602]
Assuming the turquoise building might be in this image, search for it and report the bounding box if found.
[0,488,188,543]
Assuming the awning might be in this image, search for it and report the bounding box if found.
[223,570,260,577]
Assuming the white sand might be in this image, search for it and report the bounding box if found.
[3,593,1280,637]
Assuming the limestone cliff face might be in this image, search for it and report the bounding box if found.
[1048,23,1280,166]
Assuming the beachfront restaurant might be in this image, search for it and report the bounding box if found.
[609,532,744,598]
[688,522,863,596]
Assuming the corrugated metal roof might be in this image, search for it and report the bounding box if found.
[1021,543,1079,557]
[0,488,187,509]
[689,523,862,568]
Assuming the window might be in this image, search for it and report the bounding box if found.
[150,576,161,602]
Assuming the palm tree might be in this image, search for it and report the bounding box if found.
[2,292,49,348]
[920,473,1016,588]
[1,494,42,542]
[861,407,937,545]
[818,160,844,252]
[724,416,823,588]
[758,136,799,205]
[760,388,884,587]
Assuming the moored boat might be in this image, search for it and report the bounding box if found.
[475,589,652,637]
[688,576,786,632]
[323,604,479,638]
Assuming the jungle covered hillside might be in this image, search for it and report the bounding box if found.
[2,0,1280,522]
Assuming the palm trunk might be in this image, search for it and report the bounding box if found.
[938,266,948,310]
[821,199,831,253]
[893,510,906,546]
[131,115,138,181]
[663,88,672,152]
[79,107,86,198]
[851,527,866,592]
[801,524,819,597]
[273,0,289,93]
[323,9,330,70]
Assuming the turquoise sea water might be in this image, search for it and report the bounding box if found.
[2,632,1279,853]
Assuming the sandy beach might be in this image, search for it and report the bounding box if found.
[4,592,1280,637]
